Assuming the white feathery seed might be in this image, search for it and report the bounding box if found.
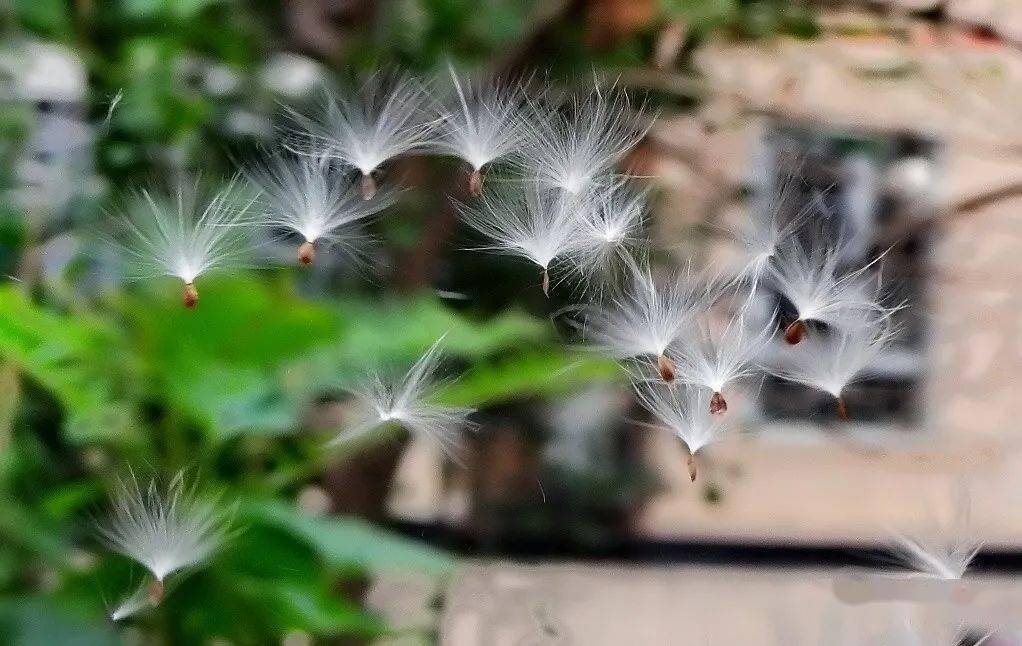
[433,64,522,189]
[114,177,254,307]
[459,184,586,294]
[518,84,649,196]
[672,304,774,413]
[891,486,981,581]
[96,471,232,583]
[286,72,435,186]
[243,151,395,264]
[771,310,899,418]
[577,254,706,376]
[633,381,730,481]
[334,337,475,456]
[566,179,647,280]
[768,238,890,342]
[730,187,821,290]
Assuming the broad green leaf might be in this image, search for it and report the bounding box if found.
[0,286,135,444]
[438,350,621,407]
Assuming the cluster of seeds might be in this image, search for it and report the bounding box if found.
[100,67,913,621]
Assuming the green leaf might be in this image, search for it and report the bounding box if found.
[240,499,455,575]
[660,0,738,30]
[438,349,620,407]
[0,286,135,444]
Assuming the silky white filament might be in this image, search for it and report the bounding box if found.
[96,471,232,583]
[285,72,436,183]
[517,84,650,197]
[672,304,774,413]
[576,254,707,378]
[244,151,395,264]
[566,179,647,281]
[459,185,587,294]
[334,337,475,457]
[632,381,730,481]
[433,64,522,194]
[771,310,900,418]
[115,177,253,286]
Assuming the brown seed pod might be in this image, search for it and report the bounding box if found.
[183,282,198,309]
[709,391,727,415]
[657,354,677,382]
[360,173,377,201]
[837,397,849,421]
[469,169,484,197]
[686,451,698,482]
[784,319,807,345]
[298,241,315,266]
[147,579,165,606]
[541,268,550,297]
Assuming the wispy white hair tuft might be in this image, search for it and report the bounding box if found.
[334,336,475,457]
[672,303,774,413]
[769,310,900,417]
[243,151,395,264]
[632,381,730,481]
[285,71,436,179]
[459,184,586,294]
[433,64,523,178]
[575,254,707,373]
[96,470,233,583]
[517,83,650,197]
[565,178,647,281]
[768,238,892,342]
[114,176,254,286]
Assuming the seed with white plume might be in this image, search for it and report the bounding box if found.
[770,311,899,419]
[434,64,522,196]
[113,177,254,309]
[459,185,586,296]
[729,186,820,291]
[518,84,650,196]
[672,305,773,414]
[96,470,232,613]
[892,484,981,582]
[768,239,890,345]
[890,532,981,582]
[285,72,435,199]
[243,152,395,266]
[576,254,706,380]
[333,337,475,457]
[566,179,646,281]
[633,381,730,482]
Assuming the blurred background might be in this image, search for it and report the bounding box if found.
[2,0,1022,644]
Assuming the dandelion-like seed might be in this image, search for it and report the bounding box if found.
[518,84,649,197]
[459,185,585,296]
[113,177,253,308]
[577,254,706,380]
[566,179,646,281]
[771,311,899,420]
[335,337,475,457]
[673,304,773,414]
[769,240,890,345]
[633,381,730,482]
[891,485,981,584]
[285,72,435,199]
[434,65,522,196]
[243,152,395,266]
[96,470,232,616]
